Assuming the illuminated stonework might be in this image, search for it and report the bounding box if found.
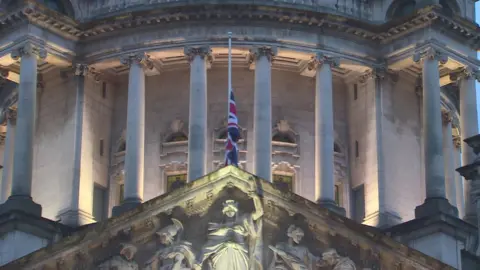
[0,0,478,269]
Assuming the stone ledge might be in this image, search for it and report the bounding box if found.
[56,209,96,227]
[383,213,479,254]
[414,197,458,219]
[0,196,42,217]
[0,210,74,243]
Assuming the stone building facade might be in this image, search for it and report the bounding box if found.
[0,0,478,269]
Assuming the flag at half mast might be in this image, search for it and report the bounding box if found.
[225,90,240,166]
[224,32,240,167]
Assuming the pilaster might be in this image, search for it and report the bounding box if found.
[355,67,401,227]
[453,135,465,218]
[441,110,458,217]
[57,64,96,226]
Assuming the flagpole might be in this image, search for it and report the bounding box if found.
[228,32,232,109]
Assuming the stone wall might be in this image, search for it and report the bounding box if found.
[32,70,76,220]
[347,73,424,226]
[109,67,349,209]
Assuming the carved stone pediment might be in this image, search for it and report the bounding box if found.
[4,167,453,270]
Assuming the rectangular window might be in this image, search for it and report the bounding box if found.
[355,141,359,158]
[93,184,106,221]
[99,139,104,156]
[353,84,358,100]
[334,184,341,206]
[353,184,365,223]
[119,183,125,204]
[102,82,107,99]
[272,174,293,193]
[167,174,187,192]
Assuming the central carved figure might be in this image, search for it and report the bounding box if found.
[195,193,263,270]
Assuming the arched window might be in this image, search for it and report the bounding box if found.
[386,0,416,20]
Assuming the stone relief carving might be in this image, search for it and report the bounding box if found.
[268,225,320,270]
[144,218,195,270]
[96,244,139,270]
[194,193,264,270]
[319,249,356,270]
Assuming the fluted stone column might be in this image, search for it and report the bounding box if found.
[0,43,46,216]
[250,47,276,182]
[442,111,458,216]
[453,135,465,218]
[310,53,345,215]
[112,53,152,216]
[450,67,480,224]
[413,48,457,218]
[1,108,16,203]
[185,47,210,182]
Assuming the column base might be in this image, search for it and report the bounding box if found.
[0,195,42,217]
[363,211,402,228]
[56,209,96,227]
[318,199,346,216]
[462,213,478,225]
[415,197,458,219]
[112,198,142,217]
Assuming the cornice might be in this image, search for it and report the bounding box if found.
[1,3,480,51]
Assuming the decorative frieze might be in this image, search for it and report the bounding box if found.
[249,46,277,63]
[413,47,448,64]
[120,52,154,69]
[10,43,47,60]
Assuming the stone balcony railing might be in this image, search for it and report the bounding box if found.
[83,0,373,22]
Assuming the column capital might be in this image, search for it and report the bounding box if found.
[248,46,277,63]
[415,76,423,97]
[356,67,400,84]
[6,107,17,124]
[449,67,480,82]
[120,52,154,69]
[308,53,339,70]
[453,135,462,149]
[0,68,9,79]
[11,43,47,60]
[442,110,453,125]
[184,46,212,62]
[413,47,448,64]
[73,63,101,82]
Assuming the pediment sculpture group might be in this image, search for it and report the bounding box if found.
[96,192,356,270]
